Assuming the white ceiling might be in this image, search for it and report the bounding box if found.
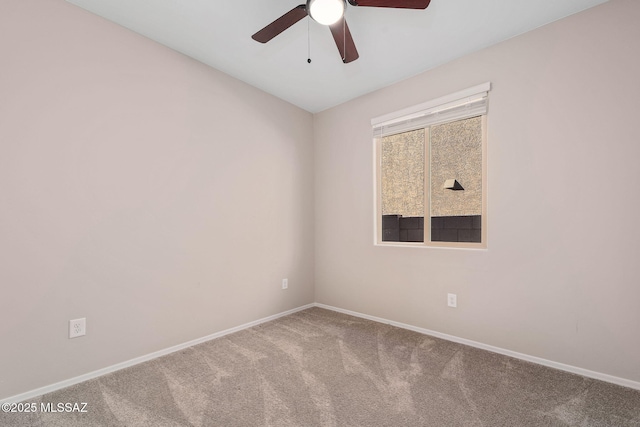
[65,0,607,113]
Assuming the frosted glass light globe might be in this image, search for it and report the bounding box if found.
[307,0,345,26]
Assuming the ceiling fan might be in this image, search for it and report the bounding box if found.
[251,0,431,64]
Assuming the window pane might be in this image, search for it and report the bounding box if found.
[430,116,482,243]
[380,129,425,242]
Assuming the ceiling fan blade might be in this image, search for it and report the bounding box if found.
[252,5,308,43]
[347,0,430,9]
[329,17,359,63]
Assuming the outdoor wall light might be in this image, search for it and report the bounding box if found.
[444,179,464,190]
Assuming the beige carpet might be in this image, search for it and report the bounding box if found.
[2,307,640,426]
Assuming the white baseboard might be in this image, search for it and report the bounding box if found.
[314,303,640,391]
[4,301,638,403]
[0,304,315,404]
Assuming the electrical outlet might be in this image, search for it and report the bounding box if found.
[447,293,457,308]
[69,318,86,338]
[282,278,288,290]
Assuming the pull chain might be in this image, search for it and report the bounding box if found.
[343,17,346,62]
[307,17,312,64]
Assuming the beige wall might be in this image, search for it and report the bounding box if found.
[315,0,640,383]
[0,0,314,399]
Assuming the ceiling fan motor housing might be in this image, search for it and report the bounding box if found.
[306,0,347,26]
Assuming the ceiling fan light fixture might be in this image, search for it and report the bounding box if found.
[307,0,345,26]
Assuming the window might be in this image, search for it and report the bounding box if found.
[373,83,489,248]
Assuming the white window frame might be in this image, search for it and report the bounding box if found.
[372,83,490,249]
